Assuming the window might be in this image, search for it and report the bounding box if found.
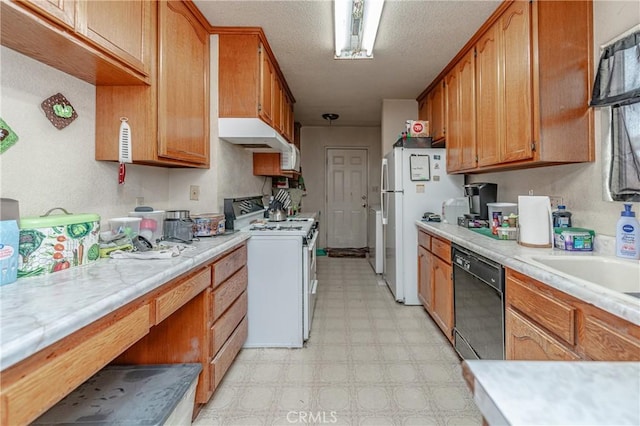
[590,29,640,202]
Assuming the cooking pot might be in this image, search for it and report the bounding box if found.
[165,210,190,220]
[268,208,287,222]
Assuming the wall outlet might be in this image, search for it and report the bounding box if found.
[549,196,563,210]
[135,197,145,207]
[189,185,200,201]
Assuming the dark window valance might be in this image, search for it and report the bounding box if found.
[590,30,640,108]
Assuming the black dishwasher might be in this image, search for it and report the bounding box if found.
[452,244,505,360]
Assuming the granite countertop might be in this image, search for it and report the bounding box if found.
[463,360,640,425]
[0,232,250,371]
[416,221,640,325]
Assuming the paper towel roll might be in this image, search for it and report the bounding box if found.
[518,196,553,248]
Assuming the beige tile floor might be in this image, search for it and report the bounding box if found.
[194,257,481,426]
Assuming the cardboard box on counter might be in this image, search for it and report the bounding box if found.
[406,120,430,137]
[554,227,595,251]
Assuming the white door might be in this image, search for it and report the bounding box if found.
[326,148,368,248]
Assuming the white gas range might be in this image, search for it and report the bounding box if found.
[223,197,319,347]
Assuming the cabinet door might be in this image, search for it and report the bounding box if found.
[500,0,533,163]
[445,69,461,172]
[417,245,432,311]
[476,23,501,167]
[506,308,580,360]
[418,97,428,122]
[259,45,274,125]
[432,255,453,339]
[21,0,76,29]
[458,49,477,170]
[273,77,283,133]
[431,81,445,141]
[77,0,151,76]
[157,0,209,166]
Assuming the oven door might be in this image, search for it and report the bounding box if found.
[303,229,318,340]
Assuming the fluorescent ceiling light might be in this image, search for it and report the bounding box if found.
[334,0,384,59]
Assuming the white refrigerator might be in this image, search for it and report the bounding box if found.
[381,146,463,305]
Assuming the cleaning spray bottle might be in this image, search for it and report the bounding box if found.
[616,204,640,260]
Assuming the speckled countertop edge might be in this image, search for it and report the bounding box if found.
[465,360,640,426]
[416,221,640,325]
[0,233,250,371]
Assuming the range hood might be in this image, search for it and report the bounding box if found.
[219,118,291,154]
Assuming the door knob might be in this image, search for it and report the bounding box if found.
[362,204,366,208]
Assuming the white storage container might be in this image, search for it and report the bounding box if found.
[129,210,166,243]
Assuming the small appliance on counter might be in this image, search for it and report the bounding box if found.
[164,210,194,243]
[463,183,498,220]
[191,213,225,237]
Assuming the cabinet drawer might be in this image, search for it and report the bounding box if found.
[582,315,640,361]
[418,231,431,249]
[507,274,575,345]
[211,290,248,356]
[213,245,247,288]
[1,304,150,426]
[155,267,211,324]
[212,267,248,322]
[506,308,580,361]
[211,317,248,390]
[431,237,451,263]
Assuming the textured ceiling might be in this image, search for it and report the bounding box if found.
[193,0,501,127]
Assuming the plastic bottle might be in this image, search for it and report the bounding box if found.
[552,205,572,228]
[0,220,20,286]
[616,204,640,260]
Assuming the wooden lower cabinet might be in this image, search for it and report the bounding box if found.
[506,308,580,361]
[0,305,150,426]
[417,229,454,341]
[505,268,640,361]
[0,242,249,426]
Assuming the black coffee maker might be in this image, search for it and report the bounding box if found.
[463,183,497,220]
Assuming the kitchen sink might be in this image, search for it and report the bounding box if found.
[521,255,640,297]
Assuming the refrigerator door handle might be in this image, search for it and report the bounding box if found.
[380,158,388,225]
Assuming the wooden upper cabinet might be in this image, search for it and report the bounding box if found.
[259,43,274,124]
[217,30,295,141]
[498,0,533,163]
[95,0,210,168]
[445,69,461,172]
[20,0,76,29]
[419,0,594,174]
[273,76,283,133]
[429,81,445,142]
[457,49,476,171]
[418,80,445,144]
[157,0,209,166]
[2,0,152,84]
[475,23,501,167]
[446,49,476,173]
[77,0,152,77]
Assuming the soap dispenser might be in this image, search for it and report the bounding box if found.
[616,204,639,260]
